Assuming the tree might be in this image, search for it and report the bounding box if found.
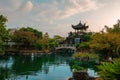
[48,38,57,49]
[82,32,92,42]
[0,15,9,54]
[89,33,120,58]
[105,20,120,34]
[54,35,65,44]
[76,42,89,51]
[20,27,42,39]
[37,33,49,50]
[12,30,37,49]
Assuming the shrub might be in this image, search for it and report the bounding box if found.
[73,53,99,60]
[72,65,84,71]
[97,58,120,80]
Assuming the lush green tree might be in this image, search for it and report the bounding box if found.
[89,33,120,58]
[54,35,65,44]
[0,15,9,54]
[76,33,92,51]
[12,30,37,49]
[82,32,92,42]
[76,42,89,51]
[37,33,50,50]
[48,38,57,48]
[37,34,58,50]
[20,27,42,39]
[0,15,9,41]
[98,58,120,80]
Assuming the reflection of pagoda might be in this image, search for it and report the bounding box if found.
[66,21,89,44]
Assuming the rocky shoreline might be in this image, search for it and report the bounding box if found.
[68,71,103,80]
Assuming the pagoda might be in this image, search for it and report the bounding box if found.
[72,21,89,33]
[65,21,89,44]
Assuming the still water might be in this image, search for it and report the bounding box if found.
[0,53,72,80]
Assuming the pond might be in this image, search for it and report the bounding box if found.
[0,52,98,80]
[0,53,72,80]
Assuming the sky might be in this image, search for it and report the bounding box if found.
[0,0,120,37]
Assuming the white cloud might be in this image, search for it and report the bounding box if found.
[19,1,33,12]
[0,0,22,15]
[31,0,101,25]
[1,0,117,37]
[56,0,100,19]
[25,1,33,12]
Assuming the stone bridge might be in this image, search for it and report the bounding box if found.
[55,44,76,51]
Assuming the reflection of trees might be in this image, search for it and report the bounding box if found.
[0,67,10,80]
[43,63,49,74]
[12,55,43,75]
[0,53,72,79]
[11,54,56,75]
[0,56,12,80]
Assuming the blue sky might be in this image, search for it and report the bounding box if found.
[0,0,120,37]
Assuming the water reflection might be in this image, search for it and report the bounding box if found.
[0,53,72,80]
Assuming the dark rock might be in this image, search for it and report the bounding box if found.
[68,77,74,80]
[73,71,89,80]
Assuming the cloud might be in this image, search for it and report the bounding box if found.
[0,0,110,37]
[0,0,21,11]
[19,1,33,12]
[31,0,102,25]
[57,0,99,19]
[0,0,101,23]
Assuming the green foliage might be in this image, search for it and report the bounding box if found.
[12,30,37,43]
[98,58,120,80]
[20,27,42,39]
[48,38,57,48]
[72,65,84,71]
[105,20,120,34]
[89,33,120,57]
[82,33,92,42]
[73,53,99,59]
[0,15,9,54]
[11,27,43,50]
[0,39,4,54]
[69,59,97,72]
[12,30,38,49]
[37,35,58,50]
[36,44,43,50]
[0,15,9,41]
[54,35,65,44]
[70,53,99,72]
[76,42,89,50]
[90,20,120,57]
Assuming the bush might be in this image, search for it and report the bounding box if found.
[73,53,99,60]
[97,58,120,80]
[76,42,89,51]
[72,65,84,71]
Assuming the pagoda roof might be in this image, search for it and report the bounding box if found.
[72,21,89,30]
